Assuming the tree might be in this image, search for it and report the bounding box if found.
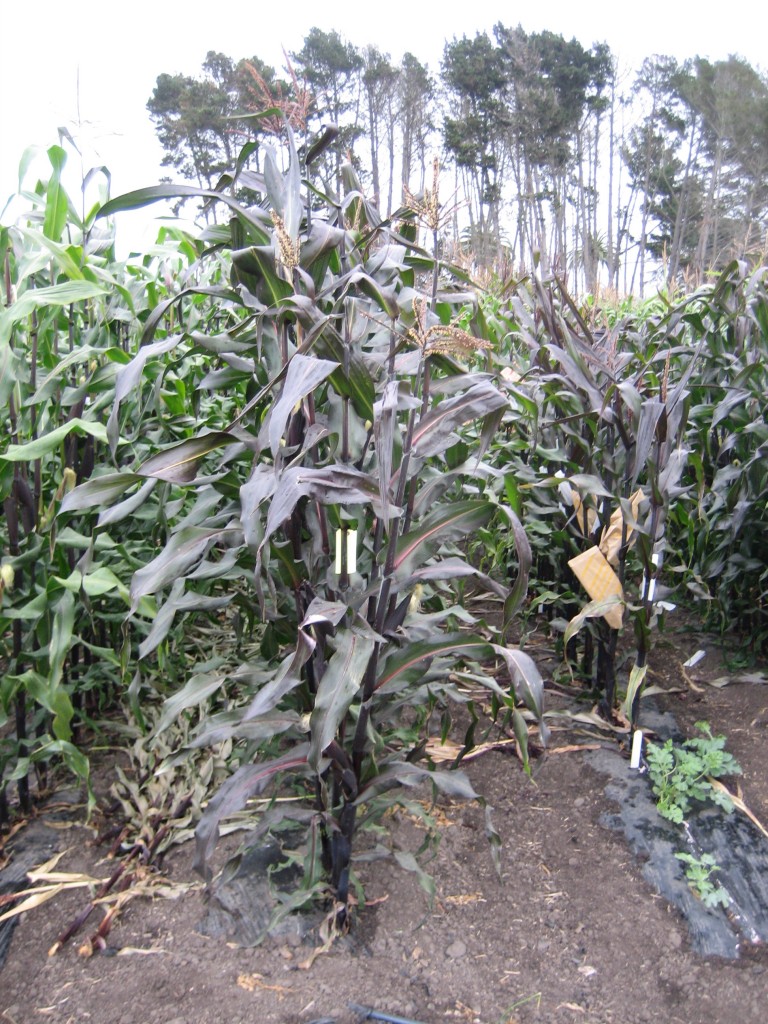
[441,33,509,265]
[620,56,687,293]
[361,47,399,212]
[398,53,434,201]
[147,51,278,193]
[144,37,767,291]
[495,24,612,282]
[686,57,768,274]
[621,55,768,289]
[292,28,364,192]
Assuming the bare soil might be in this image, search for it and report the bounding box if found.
[2,628,767,1024]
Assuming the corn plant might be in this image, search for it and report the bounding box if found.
[482,261,768,722]
[478,275,705,722]
[0,142,208,824]
[668,262,768,649]
[0,145,116,819]
[63,128,544,930]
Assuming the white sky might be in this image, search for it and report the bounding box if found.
[2,0,763,252]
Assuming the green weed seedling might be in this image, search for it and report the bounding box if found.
[675,852,730,909]
[645,721,741,824]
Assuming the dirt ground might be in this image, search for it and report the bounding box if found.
[2,625,767,1024]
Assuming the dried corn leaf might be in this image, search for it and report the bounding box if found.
[28,870,104,885]
[0,885,67,924]
[708,778,768,839]
[708,671,767,688]
[116,946,168,956]
[444,892,486,905]
[237,973,290,995]
[544,708,630,735]
[642,684,686,696]
[0,851,109,924]
[27,849,70,876]
[425,737,518,763]
[103,877,199,902]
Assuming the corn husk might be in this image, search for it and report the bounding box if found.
[599,489,644,566]
[570,489,597,537]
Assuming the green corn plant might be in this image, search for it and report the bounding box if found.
[0,143,114,819]
[64,126,544,930]
[668,262,768,650]
[0,140,210,824]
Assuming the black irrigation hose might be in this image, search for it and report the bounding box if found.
[349,1004,430,1024]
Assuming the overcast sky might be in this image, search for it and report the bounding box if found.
[2,0,763,251]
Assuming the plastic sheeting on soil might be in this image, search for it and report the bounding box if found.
[197,838,316,946]
[0,818,61,970]
[588,706,768,958]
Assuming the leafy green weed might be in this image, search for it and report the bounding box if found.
[675,852,730,909]
[646,721,741,824]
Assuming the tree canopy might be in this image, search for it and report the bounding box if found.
[146,29,768,293]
